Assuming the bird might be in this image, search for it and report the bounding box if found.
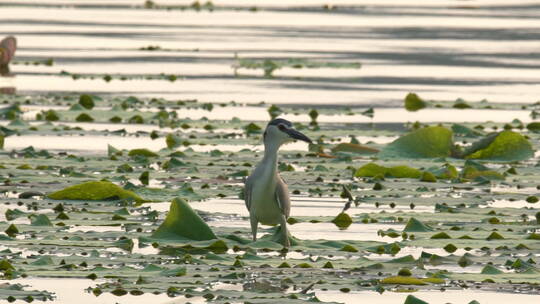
[244,118,312,247]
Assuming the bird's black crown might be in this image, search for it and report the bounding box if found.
[267,118,292,128]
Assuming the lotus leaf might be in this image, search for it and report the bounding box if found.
[151,197,217,241]
[48,180,144,203]
[464,131,534,161]
[379,126,453,159]
[404,93,426,111]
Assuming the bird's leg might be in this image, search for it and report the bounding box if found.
[280,215,291,248]
[250,214,258,242]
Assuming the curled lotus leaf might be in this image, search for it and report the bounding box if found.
[464,131,534,161]
[379,126,453,159]
[151,197,217,241]
[403,217,433,232]
[404,93,426,112]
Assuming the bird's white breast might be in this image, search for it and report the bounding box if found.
[249,168,282,226]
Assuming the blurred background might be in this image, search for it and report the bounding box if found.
[2,0,539,105]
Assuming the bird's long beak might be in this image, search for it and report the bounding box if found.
[285,128,312,143]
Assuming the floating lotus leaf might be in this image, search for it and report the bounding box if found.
[404,295,429,304]
[462,166,504,181]
[404,93,426,111]
[75,113,94,122]
[30,256,54,266]
[420,171,437,182]
[128,148,158,158]
[44,110,59,121]
[30,214,52,226]
[69,103,85,111]
[452,124,483,137]
[166,133,182,149]
[431,232,451,239]
[151,197,217,241]
[331,143,379,155]
[379,126,453,159]
[331,212,353,229]
[464,131,534,161]
[526,122,540,132]
[481,264,503,274]
[78,94,95,109]
[4,224,19,237]
[48,181,144,203]
[263,225,300,247]
[426,163,458,179]
[355,163,421,178]
[403,217,433,232]
[380,276,427,285]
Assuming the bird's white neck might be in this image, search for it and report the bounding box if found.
[260,139,281,177]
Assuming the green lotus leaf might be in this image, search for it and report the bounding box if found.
[30,256,54,266]
[75,113,94,122]
[420,171,437,182]
[464,131,534,161]
[48,181,144,203]
[380,276,427,285]
[151,197,217,241]
[379,126,453,159]
[404,295,429,304]
[331,143,379,155]
[426,163,458,179]
[481,264,503,274]
[452,124,483,137]
[78,94,95,109]
[526,122,540,132]
[166,133,182,149]
[30,214,52,226]
[404,93,426,112]
[403,217,433,232]
[128,148,158,158]
[69,103,85,111]
[355,163,421,178]
[331,212,353,229]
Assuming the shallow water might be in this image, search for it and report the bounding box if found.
[316,289,540,304]
[3,1,540,303]
[3,1,540,104]
[11,278,205,304]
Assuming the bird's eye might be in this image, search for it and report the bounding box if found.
[278,124,286,131]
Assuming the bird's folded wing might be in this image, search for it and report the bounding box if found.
[275,177,291,218]
[244,176,253,211]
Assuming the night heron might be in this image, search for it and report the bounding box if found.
[244,118,312,247]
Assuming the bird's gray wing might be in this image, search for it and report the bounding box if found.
[244,176,253,211]
[275,176,291,218]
